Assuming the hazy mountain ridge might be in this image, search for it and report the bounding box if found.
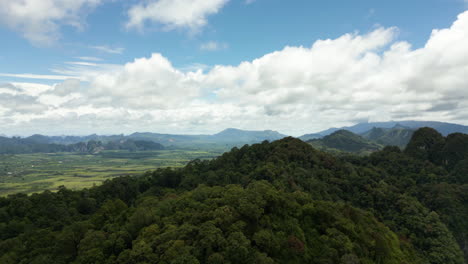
[0,137,164,154]
[308,121,468,137]
[298,121,468,153]
[0,129,287,154]
[3,121,468,154]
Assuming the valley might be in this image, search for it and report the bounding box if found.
[0,149,221,196]
[2,121,468,195]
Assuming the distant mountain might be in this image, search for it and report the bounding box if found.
[361,126,415,147]
[126,129,287,148]
[23,134,54,144]
[212,128,286,142]
[307,130,382,154]
[298,133,323,141]
[0,137,164,155]
[68,139,165,154]
[307,121,468,137]
[128,132,204,146]
[22,134,126,145]
[1,129,287,153]
[299,122,468,153]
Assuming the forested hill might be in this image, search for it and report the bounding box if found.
[0,128,467,263]
[361,126,415,147]
[307,129,382,154]
[305,127,415,154]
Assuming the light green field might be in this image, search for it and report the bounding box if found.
[0,150,221,196]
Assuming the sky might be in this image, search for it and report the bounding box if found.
[0,0,468,136]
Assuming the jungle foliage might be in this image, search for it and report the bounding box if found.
[0,127,466,263]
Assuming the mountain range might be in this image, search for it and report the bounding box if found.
[2,121,468,154]
[0,137,165,155]
[302,120,468,137]
[0,129,288,154]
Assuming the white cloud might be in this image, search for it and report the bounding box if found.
[2,11,468,136]
[90,45,125,54]
[0,73,75,80]
[0,0,104,45]
[86,54,205,109]
[66,61,99,67]
[50,61,122,82]
[200,41,229,51]
[75,56,103,62]
[126,0,229,33]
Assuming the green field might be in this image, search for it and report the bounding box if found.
[0,149,221,196]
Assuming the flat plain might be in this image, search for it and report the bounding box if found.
[0,149,221,196]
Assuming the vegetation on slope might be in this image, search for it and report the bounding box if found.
[0,128,466,263]
[307,130,382,154]
[361,126,414,147]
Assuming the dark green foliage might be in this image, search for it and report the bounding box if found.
[441,133,468,170]
[405,127,445,161]
[0,130,467,263]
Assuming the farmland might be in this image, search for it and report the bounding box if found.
[0,149,221,196]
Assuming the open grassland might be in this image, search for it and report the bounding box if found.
[0,149,221,196]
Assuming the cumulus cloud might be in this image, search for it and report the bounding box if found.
[87,54,205,109]
[2,11,468,136]
[0,0,104,45]
[0,83,50,116]
[126,0,229,33]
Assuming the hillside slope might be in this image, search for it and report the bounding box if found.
[307,130,382,153]
[0,131,466,263]
[361,126,415,147]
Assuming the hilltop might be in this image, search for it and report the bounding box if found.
[307,130,382,154]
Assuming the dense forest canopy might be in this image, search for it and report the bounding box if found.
[0,127,466,263]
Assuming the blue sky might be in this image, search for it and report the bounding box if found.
[0,0,468,136]
[1,0,465,78]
